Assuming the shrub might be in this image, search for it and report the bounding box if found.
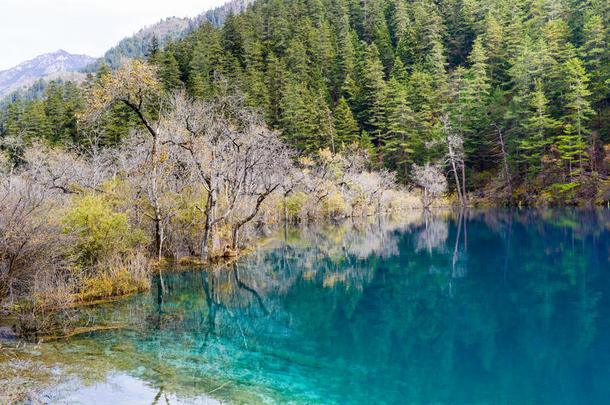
[77,251,152,302]
[62,193,147,266]
[321,192,346,218]
[285,192,307,219]
[545,182,579,205]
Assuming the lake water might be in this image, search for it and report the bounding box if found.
[16,209,610,404]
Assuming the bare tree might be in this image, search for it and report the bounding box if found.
[0,175,75,315]
[440,114,466,206]
[411,162,447,208]
[492,123,515,205]
[229,131,293,250]
[81,60,166,258]
[164,89,294,260]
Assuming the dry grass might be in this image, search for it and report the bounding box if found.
[75,250,153,303]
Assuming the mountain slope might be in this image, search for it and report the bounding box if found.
[0,0,254,105]
[0,50,94,97]
[83,0,255,72]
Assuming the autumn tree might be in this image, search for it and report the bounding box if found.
[81,60,166,258]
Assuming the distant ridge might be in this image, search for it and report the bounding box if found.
[82,0,255,72]
[0,0,254,105]
[0,50,95,98]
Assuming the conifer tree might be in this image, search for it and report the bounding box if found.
[556,123,587,177]
[426,40,449,108]
[519,79,558,173]
[468,37,490,103]
[383,77,417,180]
[361,44,387,149]
[482,10,505,84]
[581,15,608,114]
[334,97,361,147]
[2,99,25,138]
[44,82,67,143]
[406,67,436,148]
[158,53,183,91]
[337,14,356,82]
[562,57,594,169]
[145,35,160,63]
[22,100,51,140]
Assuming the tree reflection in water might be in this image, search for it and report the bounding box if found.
[8,208,610,405]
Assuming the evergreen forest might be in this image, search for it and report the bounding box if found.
[2,0,609,203]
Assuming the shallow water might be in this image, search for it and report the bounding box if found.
[23,209,610,404]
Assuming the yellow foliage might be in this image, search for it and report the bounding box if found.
[80,60,161,121]
[62,193,147,265]
[286,192,307,217]
[77,252,152,302]
[321,191,346,217]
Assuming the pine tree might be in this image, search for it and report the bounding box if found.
[334,97,361,147]
[519,79,558,172]
[264,51,288,126]
[425,40,448,108]
[337,14,356,82]
[482,10,506,84]
[145,35,160,63]
[285,36,309,79]
[505,4,524,62]
[311,19,336,84]
[406,67,436,149]
[392,0,409,43]
[562,57,594,170]
[280,79,326,152]
[556,123,587,177]
[361,44,387,149]
[383,77,417,180]
[581,15,608,112]
[44,82,66,143]
[2,98,25,138]
[468,37,490,103]
[222,13,245,66]
[390,57,409,84]
[22,100,51,141]
[158,52,182,91]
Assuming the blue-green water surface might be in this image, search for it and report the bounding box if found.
[48,209,610,404]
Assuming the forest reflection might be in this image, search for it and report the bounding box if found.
[42,208,610,404]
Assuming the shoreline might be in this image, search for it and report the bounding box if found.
[4,202,610,339]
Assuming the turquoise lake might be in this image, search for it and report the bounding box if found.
[35,209,610,404]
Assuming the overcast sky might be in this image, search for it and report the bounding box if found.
[0,0,227,70]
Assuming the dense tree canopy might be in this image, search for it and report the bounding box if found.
[1,0,609,203]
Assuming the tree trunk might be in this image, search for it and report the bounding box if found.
[496,126,514,205]
[450,156,464,206]
[328,110,335,154]
[122,98,164,258]
[155,218,162,260]
[200,192,215,262]
[283,191,289,222]
[461,159,467,204]
[231,190,274,249]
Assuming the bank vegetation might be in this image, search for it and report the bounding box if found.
[0,61,427,336]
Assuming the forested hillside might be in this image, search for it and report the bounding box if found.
[1,0,609,204]
[81,0,255,72]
